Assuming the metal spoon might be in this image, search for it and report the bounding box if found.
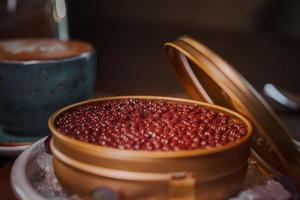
[263,83,300,111]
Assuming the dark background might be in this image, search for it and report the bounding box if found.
[66,0,300,95]
[1,0,300,94]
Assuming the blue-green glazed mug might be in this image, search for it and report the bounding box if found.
[0,39,96,137]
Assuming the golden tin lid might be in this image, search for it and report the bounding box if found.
[164,36,300,180]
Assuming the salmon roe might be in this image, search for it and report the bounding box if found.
[55,99,247,151]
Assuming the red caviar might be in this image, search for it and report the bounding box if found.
[55,99,247,151]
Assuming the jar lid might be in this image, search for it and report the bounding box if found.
[164,36,300,180]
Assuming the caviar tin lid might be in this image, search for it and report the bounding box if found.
[164,36,300,180]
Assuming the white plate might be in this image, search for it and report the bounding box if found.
[11,137,299,200]
[0,144,31,157]
[11,137,72,200]
[11,138,47,200]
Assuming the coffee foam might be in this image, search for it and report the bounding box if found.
[0,39,92,61]
[1,41,68,55]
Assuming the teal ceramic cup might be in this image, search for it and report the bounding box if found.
[0,39,96,138]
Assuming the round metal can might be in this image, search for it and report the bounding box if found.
[49,96,252,200]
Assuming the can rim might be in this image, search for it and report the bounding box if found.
[49,96,253,158]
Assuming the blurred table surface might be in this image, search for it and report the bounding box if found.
[2,22,300,199]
